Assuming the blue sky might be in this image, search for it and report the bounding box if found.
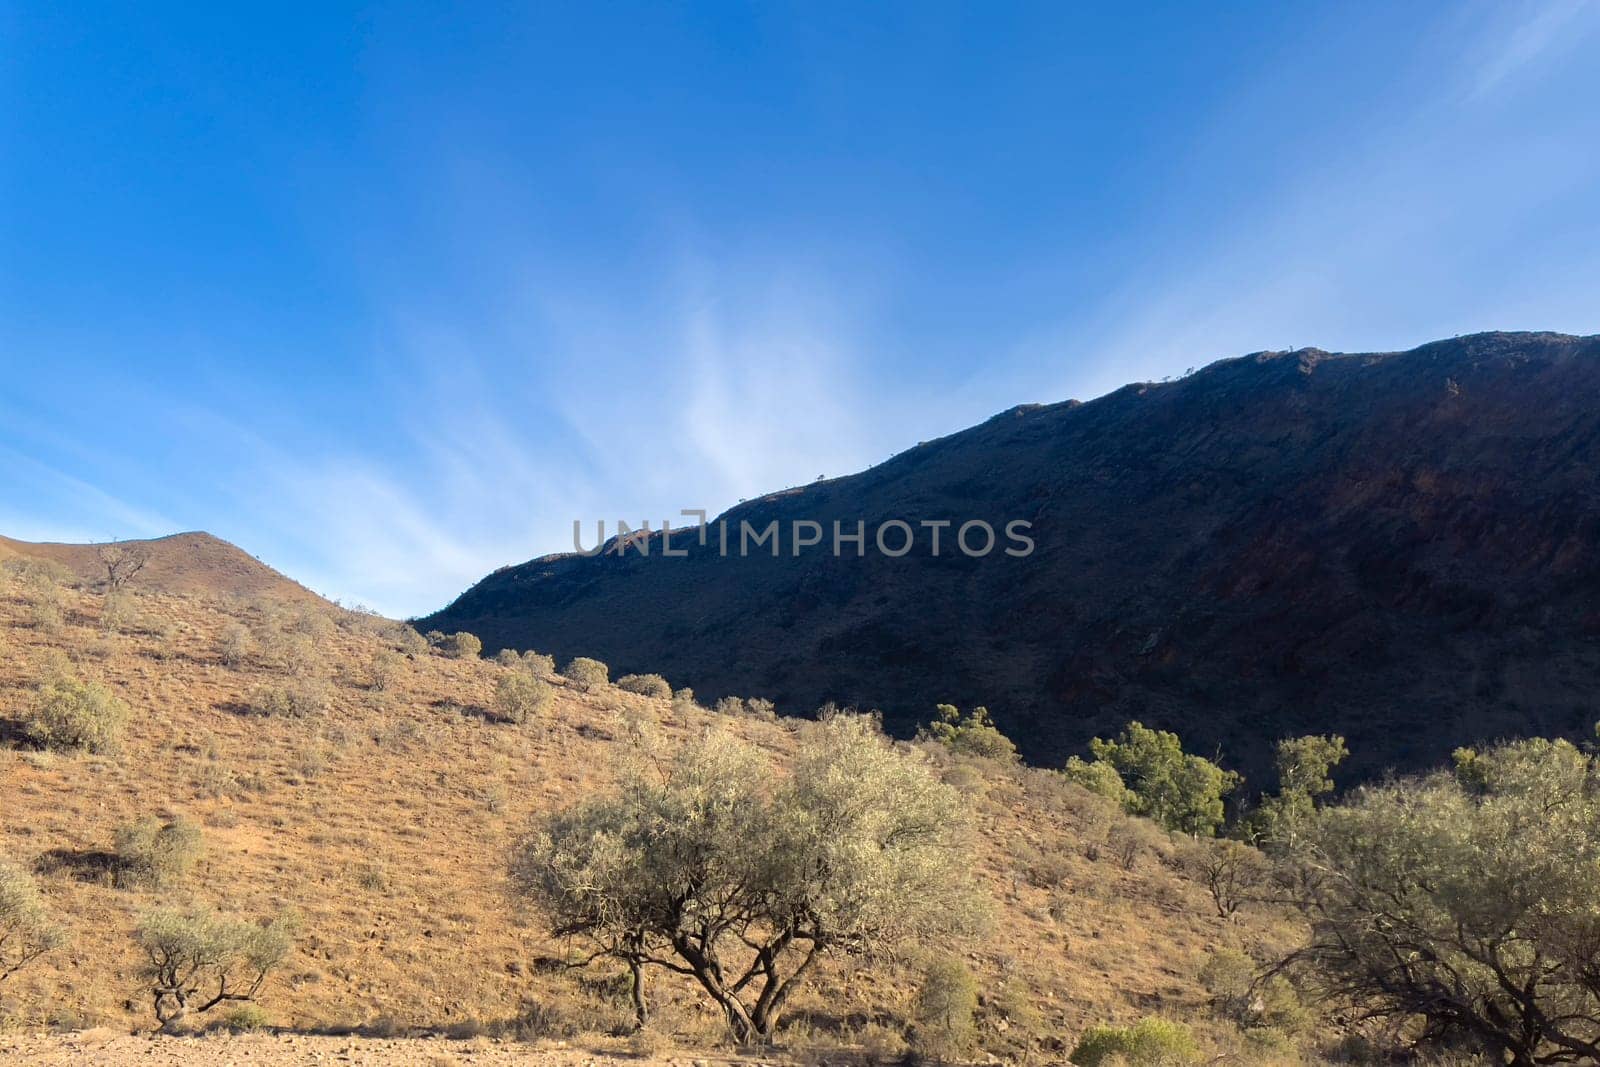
[3,1,1598,616]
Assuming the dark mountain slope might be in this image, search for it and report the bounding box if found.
[422,331,1600,784]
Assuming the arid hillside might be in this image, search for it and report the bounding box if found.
[0,553,1317,1064]
[423,331,1600,786]
[0,533,317,604]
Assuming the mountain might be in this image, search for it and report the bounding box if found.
[422,331,1600,785]
[0,531,320,603]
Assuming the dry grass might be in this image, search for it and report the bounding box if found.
[0,571,1315,1061]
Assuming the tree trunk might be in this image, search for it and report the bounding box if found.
[628,957,649,1031]
[153,990,187,1034]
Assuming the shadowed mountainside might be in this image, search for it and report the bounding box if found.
[424,331,1600,785]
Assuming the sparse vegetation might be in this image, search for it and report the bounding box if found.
[23,668,129,753]
[368,647,403,691]
[1182,838,1268,919]
[136,908,294,1032]
[0,544,1384,1060]
[96,541,150,592]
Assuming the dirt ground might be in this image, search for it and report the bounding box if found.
[0,1029,796,1066]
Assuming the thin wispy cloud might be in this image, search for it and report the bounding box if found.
[1466,0,1597,101]
[3,4,1596,618]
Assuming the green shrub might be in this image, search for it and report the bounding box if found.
[1071,1017,1202,1066]
[493,648,521,668]
[216,1003,271,1032]
[218,624,256,668]
[561,656,608,691]
[912,955,978,1061]
[745,697,777,721]
[390,625,429,655]
[521,651,556,675]
[99,591,135,633]
[442,631,483,660]
[615,673,672,698]
[920,703,1019,763]
[0,856,65,981]
[249,679,331,718]
[1199,948,1258,1021]
[24,671,129,753]
[713,695,745,716]
[368,648,403,691]
[671,686,698,713]
[495,671,553,724]
[116,816,204,889]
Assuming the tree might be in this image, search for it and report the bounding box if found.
[1181,838,1268,919]
[561,656,609,691]
[136,909,295,1033]
[921,703,1019,763]
[608,675,665,700]
[0,857,64,983]
[1247,735,1347,849]
[511,714,983,1041]
[1084,722,1241,836]
[1062,755,1131,806]
[97,541,150,592]
[1275,736,1600,1065]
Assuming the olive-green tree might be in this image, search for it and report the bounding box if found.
[511,715,983,1041]
[1080,722,1240,836]
[136,909,295,1032]
[0,857,64,982]
[920,703,1019,763]
[1246,734,1347,849]
[1275,736,1600,1065]
[561,656,609,692]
